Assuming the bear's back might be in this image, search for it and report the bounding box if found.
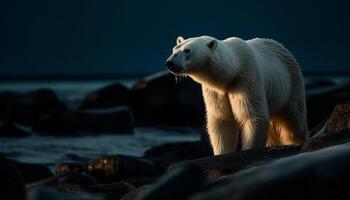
[247,38,294,112]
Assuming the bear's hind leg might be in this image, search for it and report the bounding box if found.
[276,102,308,145]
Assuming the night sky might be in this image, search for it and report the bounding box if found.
[1,0,350,78]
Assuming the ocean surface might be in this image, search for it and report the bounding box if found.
[0,80,201,169]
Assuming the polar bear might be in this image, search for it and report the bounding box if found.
[165,36,308,155]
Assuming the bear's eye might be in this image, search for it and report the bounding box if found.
[183,49,191,54]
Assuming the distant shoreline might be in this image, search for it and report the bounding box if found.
[0,69,349,81]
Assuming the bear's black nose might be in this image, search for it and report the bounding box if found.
[165,60,175,68]
[165,60,184,73]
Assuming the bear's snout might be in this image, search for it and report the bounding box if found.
[165,60,184,73]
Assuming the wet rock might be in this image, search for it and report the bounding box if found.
[326,101,350,133]
[0,89,68,126]
[143,141,212,168]
[131,71,205,126]
[0,121,31,137]
[33,107,134,135]
[138,163,204,200]
[174,145,301,178]
[56,155,162,183]
[0,157,26,200]
[80,82,132,109]
[190,142,350,200]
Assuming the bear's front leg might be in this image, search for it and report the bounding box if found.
[228,92,269,150]
[203,87,240,155]
[207,115,240,155]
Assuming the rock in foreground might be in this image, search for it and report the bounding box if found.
[56,155,162,183]
[191,142,350,200]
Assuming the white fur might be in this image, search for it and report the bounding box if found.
[167,36,309,155]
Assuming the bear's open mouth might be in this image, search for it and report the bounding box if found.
[167,65,185,74]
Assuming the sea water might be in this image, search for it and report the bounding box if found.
[0,80,201,168]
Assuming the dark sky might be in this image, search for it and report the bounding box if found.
[1,0,350,78]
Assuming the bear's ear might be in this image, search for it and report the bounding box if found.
[176,36,185,45]
[207,39,218,50]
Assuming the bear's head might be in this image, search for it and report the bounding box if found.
[165,36,218,76]
[165,36,238,93]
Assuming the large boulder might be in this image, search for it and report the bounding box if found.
[0,89,67,126]
[32,107,134,135]
[190,142,350,200]
[80,82,132,109]
[174,145,301,178]
[131,71,205,126]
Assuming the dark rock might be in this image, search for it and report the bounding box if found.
[29,187,101,200]
[0,121,31,137]
[131,71,205,126]
[32,112,79,134]
[326,101,350,133]
[58,172,97,186]
[303,101,350,151]
[80,82,132,109]
[303,129,350,152]
[33,107,134,135]
[190,142,350,200]
[143,141,212,168]
[28,174,131,200]
[56,155,162,183]
[78,182,132,200]
[0,157,26,200]
[174,145,301,178]
[121,185,151,200]
[56,163,85,174]
[86,155,162,183]
[306,81,350,130]
[122,177,159,188]
[10,160,54,184]
[0,89,68,126]
[138,163,204,200]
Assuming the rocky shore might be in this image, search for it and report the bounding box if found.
[1,71,350,200]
